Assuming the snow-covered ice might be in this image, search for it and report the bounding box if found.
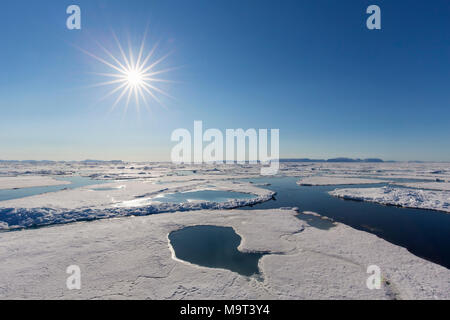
[330,186,450,213]
[0,161,449,300]
[0,179,274,231]
[0,208,448,299]
[390,182,450,191]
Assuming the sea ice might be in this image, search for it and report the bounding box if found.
[0,161,449,300]
[390,182,450,191]
[329,186,450,213]
[0,208,448,299]
[0,179,274,230]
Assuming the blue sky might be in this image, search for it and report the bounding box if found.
[0,0,449,161]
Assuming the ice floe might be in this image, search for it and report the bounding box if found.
[0,208,448,299]
[330,186,450,213]
[0,161,449,299]
[390,182,450,191]
[0,179,274,230]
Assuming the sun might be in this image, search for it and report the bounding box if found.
[76,30,176,114]
[126,69,144,87]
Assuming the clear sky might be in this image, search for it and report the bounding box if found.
[0,0,449,161]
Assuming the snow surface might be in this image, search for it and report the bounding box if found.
[1,161,448,182]
[0,208,448,299]
[330,186,450,213]
[0,176,70,190]
[0,161,449,299]
[391,182,450,191]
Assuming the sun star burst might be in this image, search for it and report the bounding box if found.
[78,30,176,114]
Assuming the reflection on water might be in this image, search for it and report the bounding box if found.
[242,177,450,269]
[169,225,265,276]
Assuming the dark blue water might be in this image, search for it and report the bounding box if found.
[242,177,450,269]
[0,176,111,202]
[169,225,265,276]
[156,190,255,203]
